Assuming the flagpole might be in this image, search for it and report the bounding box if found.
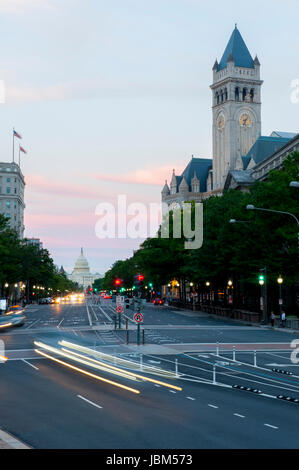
[12,127,15,163]
[19,145,21,168]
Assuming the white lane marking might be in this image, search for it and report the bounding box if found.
[25,319,40,329]
[21,359,39,370]
[264,424,278,429]
[208,404,218,409]
[169,390,176,394]
[97,305,113,322]
[57,318,64,328]
[77,395,103,409]
[154,384,160,387]
[186,396,195,400]
[234,413,245,418]
[85,303,92,327]
[0,429,30,449]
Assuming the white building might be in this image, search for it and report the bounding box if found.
[0,162,25,238]
[68,248,102,289]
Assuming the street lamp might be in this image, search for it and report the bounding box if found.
[229,219,250,224]
[277,275,283,315]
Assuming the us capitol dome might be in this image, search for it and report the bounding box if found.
[67,248,102,289]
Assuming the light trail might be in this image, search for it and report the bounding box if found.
[34,349,140,394]
[59,342,182,391]
[59,340,179,379]
[34,341,138,382]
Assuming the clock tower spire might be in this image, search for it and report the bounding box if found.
[210,26,263,190]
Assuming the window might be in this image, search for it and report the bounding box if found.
[6,177,11,183]
[250,88,254,102]
[5,213,10,218]
[14,202,17,209]
[6,187,11,194]
[242,88,247,101]
[14,188,17,194]
[235,87,240,100]
[6,201,10,208]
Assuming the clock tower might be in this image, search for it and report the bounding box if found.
[211,26,263,190]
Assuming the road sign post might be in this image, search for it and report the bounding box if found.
[134,312,143,346]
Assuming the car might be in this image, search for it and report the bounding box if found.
[103,295,112,299]
[153,298,164,305]
[0,305,26,329]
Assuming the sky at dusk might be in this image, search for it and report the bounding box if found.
[0,0,298,274]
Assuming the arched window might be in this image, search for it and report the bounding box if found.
[224,88,228,100]
[235,87,240,101]
[215,92,219,104]
[242,88,247,101]
[250,88,254,102]
[220,89,224,102]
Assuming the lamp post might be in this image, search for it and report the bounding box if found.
[206,281,211,305]
[277,275,283,316]
[227,279,233,308]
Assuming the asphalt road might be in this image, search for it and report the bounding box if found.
[0,297,299,449]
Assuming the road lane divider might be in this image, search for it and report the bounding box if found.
[77,395,103,409]
[34,349,140,394]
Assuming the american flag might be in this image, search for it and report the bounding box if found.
[20,146,27,154]
[13,130,22,139]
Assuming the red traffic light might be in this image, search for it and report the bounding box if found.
[114,278,123,286]
[137,275,144,282]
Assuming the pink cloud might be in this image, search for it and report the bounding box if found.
[26,174,106,200]
[92,164,186,186]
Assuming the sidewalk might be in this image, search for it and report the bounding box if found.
[0,428,31,449]
[170,305,299,335]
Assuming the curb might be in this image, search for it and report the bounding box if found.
[0,428,31,449]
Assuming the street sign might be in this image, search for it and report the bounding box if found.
[116,304,124,313]
[116,296,125,305]
[134,313,143,323]
[0,299,7,311]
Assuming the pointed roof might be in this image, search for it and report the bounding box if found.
[161,180,170,195]
[181,157,212,193]
[218,26,254,71]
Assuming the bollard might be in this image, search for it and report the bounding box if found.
[118,313,121,329]
[175,358,178,378]
[114,316,117,330]
[126,318,128,330]
[140,354,143,371]
[126,329,129,345]
[233,346,236,362]
[254,350,257,368]
[213,364,216,384]
[142,329,145,345]
[216,342,219,357]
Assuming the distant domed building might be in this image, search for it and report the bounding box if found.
[68,248,102,289]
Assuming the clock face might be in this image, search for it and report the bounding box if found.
[217,116,225,130]
[240,113,252,127]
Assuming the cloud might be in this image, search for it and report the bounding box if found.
[26,174,106,200]
[92,164,186,186]
[0,0,53,13]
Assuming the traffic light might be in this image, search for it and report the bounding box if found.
[114,278,123,290]
[258,269,265,285]
[134,274,144,287]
